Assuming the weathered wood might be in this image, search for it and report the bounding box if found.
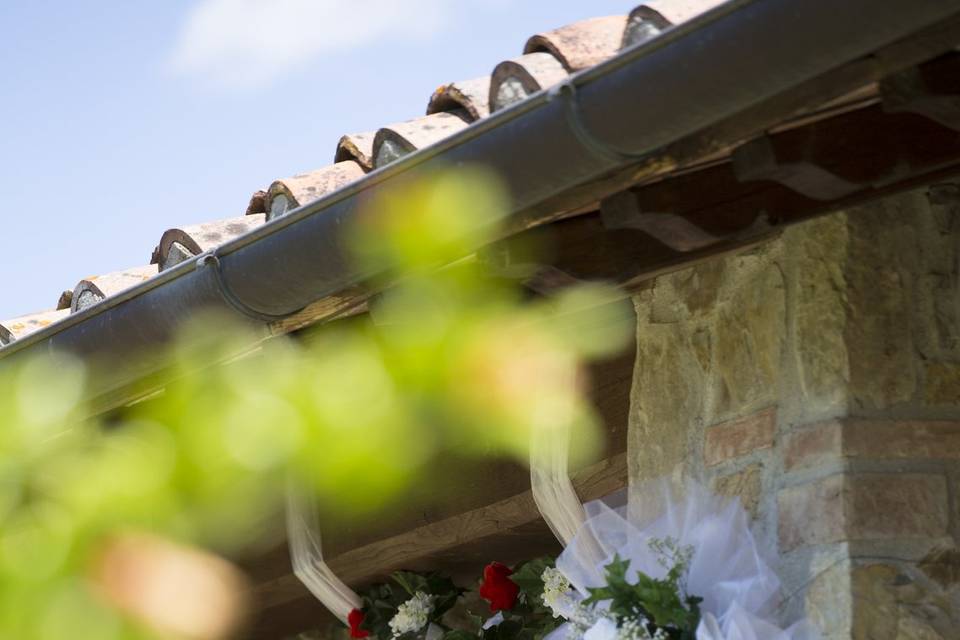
[480,211,779,296]
[733,105,960,199]
[882,52,960,132]
[267,286,372,337]
[732,135,862,201]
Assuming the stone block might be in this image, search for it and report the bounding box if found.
[704,407,776,467]
[629,321,704,481]
[784,420,960,471]
[846,474,948,541]
[779,474,949,552]
[850,558,960,639]
[803,553,853,639]
[711,262,785,419]
[787,214,851,416]
[712,463,762,519]
[779,475,846,551]
[924,362,960,407]
[844,420,960,460]
[784,421,842,471]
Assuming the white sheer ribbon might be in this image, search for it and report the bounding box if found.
[529,422,609,573]
[286,488,362,624]
[529,423,586,546]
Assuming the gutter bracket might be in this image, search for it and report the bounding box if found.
[548,79,648,163]
[197,252,300,323]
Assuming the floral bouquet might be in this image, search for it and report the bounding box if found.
[540,481,818,640]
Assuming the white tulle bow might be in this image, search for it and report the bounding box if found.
[551,480,818,640]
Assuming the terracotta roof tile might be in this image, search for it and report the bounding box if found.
[427,76,492,121]
[524,15,627,71]
[489,53,568,113]
[372,111,471,168]
[0,309,69,346]
[7,4,733,336]
[623,1,727,47]
[71,265,159,313]
[246,189,268,216]
[335,132,377,171]
[151,215,267,271]
[57,290,73,311]
[634,0,726,27]
[266,161,365,220]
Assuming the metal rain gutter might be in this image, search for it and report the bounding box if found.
[2,0,958,401]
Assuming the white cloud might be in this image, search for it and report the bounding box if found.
[167,0,455,88]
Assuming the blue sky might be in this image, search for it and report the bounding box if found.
[0,0,631,321]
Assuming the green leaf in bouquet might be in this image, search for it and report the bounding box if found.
[508,557,554,598]
[393,571,429,596]
[583,552,701,636]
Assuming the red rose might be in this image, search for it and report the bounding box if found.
[479,562,519,612]
[348,608,370,638]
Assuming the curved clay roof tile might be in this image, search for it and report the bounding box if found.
[152,215,267,272]
[489,53,568,113]
[70,265,158,313]
[266,161,365,220]
[372,111,471,168]
[0,309,69,346]
[427,76,492,121]
[623,1,729,47]
[246,189,268,216]
[523,15,627,72]
[335,132,377,172]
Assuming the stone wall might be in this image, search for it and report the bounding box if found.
[627,185,960,638]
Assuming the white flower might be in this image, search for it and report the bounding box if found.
[541,566,573,617]
[389,591,434,638]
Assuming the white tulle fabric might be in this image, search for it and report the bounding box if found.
[530,424,589,547]
[286,489,363,624]
[549,481,818,640]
